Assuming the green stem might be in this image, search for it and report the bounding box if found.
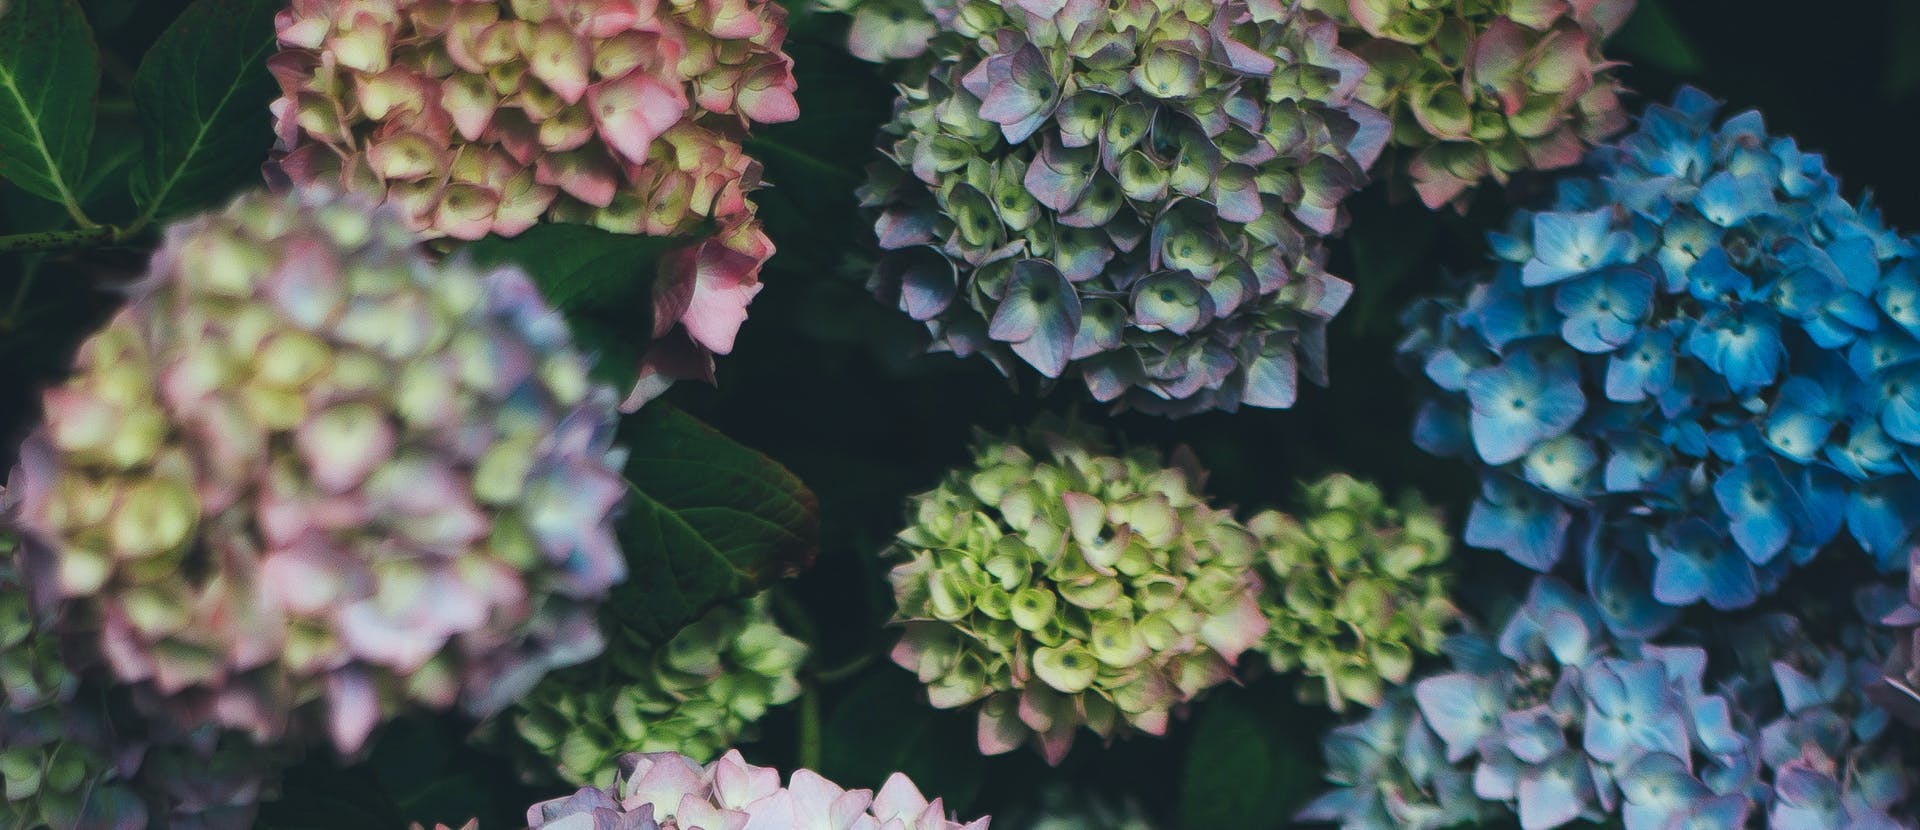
[799,685,823,771]
[3,263,39,329]
[811,651,876,684]
[0,225,126,255]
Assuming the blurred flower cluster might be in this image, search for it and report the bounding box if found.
[1400,87,1920,619]
[507,592,807,786]
[266,0,799,407]
[1301,0,1634,210]
[887,418,1268,763]
[1,188,631,826]
[526,749,989,830]
[1249,473,1458,712]
[857,0,1389,415]
[1303,577,1916,830]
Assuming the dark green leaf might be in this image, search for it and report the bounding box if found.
[128,0,283,223]
[463,223,687,393]
[0,0,98,212]
[77,113,142,216]
[607,402,818,644]
[821,669,984,812]
[1611,0,1703,75]
[1178,688,1315,830]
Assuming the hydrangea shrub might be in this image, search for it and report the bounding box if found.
[1400,86,1920,619]
[508,592,808,785]
[525,749,990,830]
[7,188,629,756]
[858,0,1389,415]
[4,0,1920,827]
[886,418,1268,763]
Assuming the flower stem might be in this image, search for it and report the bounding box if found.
[812,651,876,684]
[799,685,823,771]
[0,225,127,255]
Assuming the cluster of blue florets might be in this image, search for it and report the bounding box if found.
[1399,87,1920,620]
[1301,577,1912,830]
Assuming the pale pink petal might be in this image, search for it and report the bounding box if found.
[587,71,688,166]
[526,23,593,104]
[327,666,383,754]
[736,61,800,124]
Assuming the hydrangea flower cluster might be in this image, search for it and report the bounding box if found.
[1301,577,1917,830]
[1294,688,1496,830]
[886,419,1267,763]
[1721,601,1915,830]
[0,554,144,830]
[1399,87,1920,618]
[0,528,284,830]
[525,749,990,830]
[859,0,1390,415]
[266,0,797,407]
[1248,473,1458,712]
[1299,0,1633,210]
[7,188,629,757]
[1867,568,1920,729]
[268,0,797,241]
[508,593,808,786]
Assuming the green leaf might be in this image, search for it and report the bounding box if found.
[1610,0,1702,75]
[1178,687,1315,829]
[0,0,99,214]
[128,0,284,224]
[821,669,984,812]
[607,402,818,644]
[463,223,686,393]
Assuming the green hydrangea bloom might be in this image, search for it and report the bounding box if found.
[1250,474,1457,711]
[509,594,808,787]
[887,418,1268,764]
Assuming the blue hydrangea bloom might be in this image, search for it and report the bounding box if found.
[1301,578,1917,830]
[1293,690,1496,830]
[1398,87,1920,618]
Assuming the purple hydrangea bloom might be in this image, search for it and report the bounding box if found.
[860,0,1390,416]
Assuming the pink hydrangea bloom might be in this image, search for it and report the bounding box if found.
[526,750,992,830]
[266,0,798,407]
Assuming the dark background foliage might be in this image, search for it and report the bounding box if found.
[1,0,1916,828]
